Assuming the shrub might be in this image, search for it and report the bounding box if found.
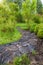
[37,29,43,39]
[34,24,39,34]
[0,3,21,44]
[33,14,40,24]
[33,14,43,24]
[29,23,37,32]
[0,3,16,32]
[8,2,19,22]
[27,20,36,32]
[40,15,43,23]
[37,23,43,38]
[27,20,34,28]
[17,11,24,23]
[21,0,37,23]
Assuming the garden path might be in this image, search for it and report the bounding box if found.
[0,27,43,65]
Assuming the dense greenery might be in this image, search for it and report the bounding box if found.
[21,0,43,38]
[0,0,43,43]
[0,0,43,65]
[37,0,43,14]
[0,2,21,44]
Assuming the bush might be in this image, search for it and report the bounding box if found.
[34,24,39,34]
[27,20,36,32]
[33,14,43,24]
[27,19,43,38]
[33,14,40,23]
[37,23,43,38]
[8,2,20,22]
[0,3,21,44]
[17,12,24,23]
[27,20,34,28]
[37,29,43,39]
[29,23,37,32]
[0,3,16,32]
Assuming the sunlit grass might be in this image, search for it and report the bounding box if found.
[0,29,22,45]
[16,23,28,30]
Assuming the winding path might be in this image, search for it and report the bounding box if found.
[0,27,43,65]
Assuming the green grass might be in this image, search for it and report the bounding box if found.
[16,23,28,30]
[0,29,21,45]
[7,54,30,65]
[0,22,28,45]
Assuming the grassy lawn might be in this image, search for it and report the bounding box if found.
[0,29,21,45]
[0,23,28,45]
[16,23,28,30]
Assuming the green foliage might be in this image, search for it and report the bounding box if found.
[29,23,37,32]
[0,0,43,44]
[34,23,43,38]
[32,50,36,55]
[16,23,28,30]
[37,0,43,14]
[37,23,43,38]
[22,0,31,22]
[0,2,22,44]
[21,0,37,23]
[8,2,19,21]
[13,54,30,65]
[27,20,37,32]
[33,14,43,23]
[17,11,24,22]
[33,14,40,23]
[34,24,39,34]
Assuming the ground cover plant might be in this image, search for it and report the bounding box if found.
[7,54,30,65]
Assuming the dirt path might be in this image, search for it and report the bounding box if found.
[0,28,43,65]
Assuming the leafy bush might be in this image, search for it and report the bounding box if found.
[0,2,22,44]
[27,20,36,32]
[34,24,39,34]
[27,19,43,38]
[29,23,37,32]
[37,23,43,38]
[0,3,16,32]
[17,12,24,22]
[33,14,40,23]
[27,20,34,28]
[21,0,37,23]
[33,14,43,24]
